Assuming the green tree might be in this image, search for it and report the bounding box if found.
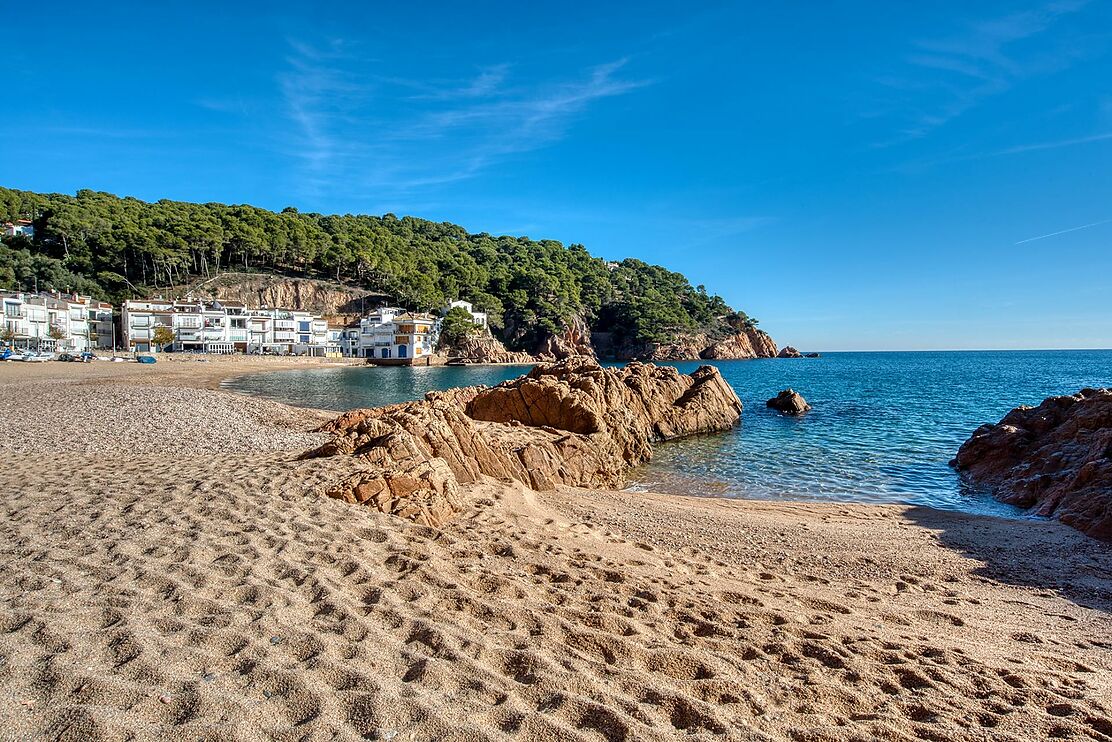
[438,306,482,349]
[153,326,174,350]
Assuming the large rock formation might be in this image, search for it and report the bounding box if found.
[614,329,780,361]
[778,346,803,359]
[303,359,743,526]
[951,388,1112,541]
[701,328,779,360]
[536,315,596,361]
[766,389,811,415]
[444,335,536,365]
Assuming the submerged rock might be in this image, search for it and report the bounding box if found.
[777,346,803,359]
[766,389,811,415]
[303,358,743,526]
[951,388,1112,541]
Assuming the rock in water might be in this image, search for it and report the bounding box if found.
[303,358,743,526]
[766,389,811,415]
[777,346,803,358]
[951,388,1112,541]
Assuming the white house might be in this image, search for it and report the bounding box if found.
[1,291,113,351]
[2,220,34,239]
[445,299,488,329]
[121,297,338,355]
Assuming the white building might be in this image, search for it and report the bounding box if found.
[2,220,34,239]
[345,305,437,362]
[445,299,488,329]
[1,291,113,352]
[120,298,337,355]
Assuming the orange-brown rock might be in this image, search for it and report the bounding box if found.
[951,388,1112,542]
[304,358,743,526]
[701,328,779,360]
[443,335,536,365]
[535,315,597,361]
[777,346,803,358]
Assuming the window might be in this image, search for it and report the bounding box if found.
[298,321,310,332]
[299,335,310,343]
[231,318,246,329]
[4,303,19,318]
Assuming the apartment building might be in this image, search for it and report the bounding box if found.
[121,298,337,355]
[1,291,113,351]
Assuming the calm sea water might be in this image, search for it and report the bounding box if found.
[225,351,1112,516]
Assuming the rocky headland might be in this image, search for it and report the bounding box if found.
[302,359,742,526]
[951,387,1112,541]
[613,327,780,361]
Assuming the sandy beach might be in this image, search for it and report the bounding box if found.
[1,358,1110,742]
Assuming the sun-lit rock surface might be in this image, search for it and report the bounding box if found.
[304,358,743,525]
[952,387,1112,541]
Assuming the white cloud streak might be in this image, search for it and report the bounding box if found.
[275,42,650,200]
[875,1,1089,144]
[1014,218,1112,244]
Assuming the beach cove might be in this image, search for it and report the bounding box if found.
[1,356,1110,741]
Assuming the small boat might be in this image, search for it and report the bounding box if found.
[136,355,158,364]
[21,351,53,363]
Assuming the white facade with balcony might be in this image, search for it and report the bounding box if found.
[1,291,112,352]
[120,298,338,355]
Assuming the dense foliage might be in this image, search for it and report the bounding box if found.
[437,306,484,349]
[0,187,749,349]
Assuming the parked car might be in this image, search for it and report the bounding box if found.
[136,355,157,364]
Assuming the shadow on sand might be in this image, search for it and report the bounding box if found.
[903,505,1112,614]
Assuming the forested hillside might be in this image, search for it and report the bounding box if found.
[0,187,756,350]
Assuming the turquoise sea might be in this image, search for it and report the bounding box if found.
[225,351,1112,517]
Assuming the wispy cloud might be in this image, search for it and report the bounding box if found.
[1014,217,1112,244]
[874,1,1089,144]
[274,41,650,199]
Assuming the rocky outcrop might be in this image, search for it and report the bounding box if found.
[777,346,802,359]
[444,335,535,365]
[536,315,596,361]
[701,328,778,360]
[303,359,743,526]
[951,388,1112,541]
[766,389,811,415]
[615,329,780,361]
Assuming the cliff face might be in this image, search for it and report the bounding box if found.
[701,329,778,360]
[613,328,779,361]
[951,388,1112,542]
[179,273,384,319]
[302,359,742,526]
[536,315,596,361]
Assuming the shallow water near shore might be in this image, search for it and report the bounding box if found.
[225,350,1112,516]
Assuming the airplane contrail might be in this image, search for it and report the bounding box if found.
[1014,218,1112,245]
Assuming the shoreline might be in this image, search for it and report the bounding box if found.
[1,360,1109,740]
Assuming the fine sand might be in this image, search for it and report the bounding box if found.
[1,358,1110,741]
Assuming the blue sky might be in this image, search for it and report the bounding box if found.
[3,1,1111,350]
